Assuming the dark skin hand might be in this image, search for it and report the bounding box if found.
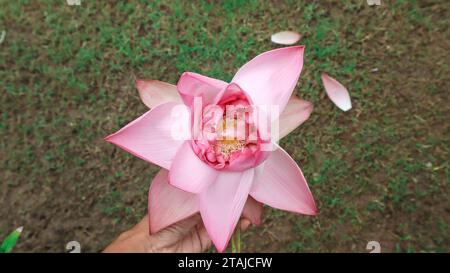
[104,213,251,253]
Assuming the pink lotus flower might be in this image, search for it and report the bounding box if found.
[105,46,317,252]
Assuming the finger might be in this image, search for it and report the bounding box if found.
[132,215,150,233]
[104,216,151,253]
[110,215,149,243]
[167,214,203,238]
[195,224,212,252]
[151,213,203,247]
[175,223,211,253]
[240,218,251,231]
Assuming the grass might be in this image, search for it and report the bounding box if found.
[0,0,449,252]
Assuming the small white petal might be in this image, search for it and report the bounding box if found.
[16,226,24,233]
[321,73,352,112]
[271,31,301,45]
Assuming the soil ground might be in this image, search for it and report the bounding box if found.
[0,0,448,252]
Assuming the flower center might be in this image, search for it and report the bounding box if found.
[214,119,245,159]
[191,87,270,171]
[215,139,246,158]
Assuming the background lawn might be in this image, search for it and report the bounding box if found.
[0,0,448,252]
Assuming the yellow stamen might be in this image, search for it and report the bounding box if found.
[215,119,245,157]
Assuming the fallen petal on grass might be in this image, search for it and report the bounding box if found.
[321,73,352,112]
[271,31,301,45]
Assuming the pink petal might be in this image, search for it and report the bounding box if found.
[105,102,186,170]
[271,31,301,45]
[250,145,317,215]
[278,96,313,139]
[232,46,305,116]
[199,169,254,252]
[169,141,218,193]
[321,73,352,111]
[136,79,181,109]
[212,82,250,105]
[177,72,228,107]
[242,196,263,226]
[148,169,198,233]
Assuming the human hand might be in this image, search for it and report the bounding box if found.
[103,213,251,253]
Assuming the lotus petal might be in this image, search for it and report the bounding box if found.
[136,80,181,109]
[321,73,352,111]
[271,31,301,45]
